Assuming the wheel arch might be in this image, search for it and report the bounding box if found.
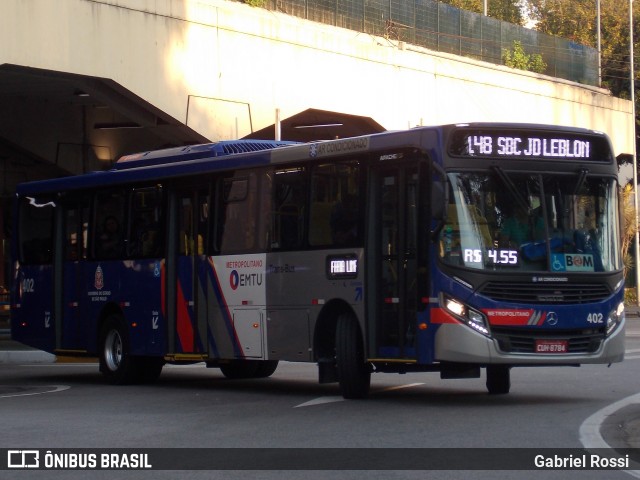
[313,299,362,362]
[94,302,125,352]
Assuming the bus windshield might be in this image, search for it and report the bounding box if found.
[439,171,621,273]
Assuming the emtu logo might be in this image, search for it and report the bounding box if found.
[8,450,39,468]
[229,270,240,291]
[228,270,263,290]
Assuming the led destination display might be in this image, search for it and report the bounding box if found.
[448,129,613,162]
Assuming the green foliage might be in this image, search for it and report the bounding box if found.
[440,0,525,25]
[502,40,547,73]
[525,0,597,45]
[625,287,637,306]
[524,0,640,97]
[621,182,638,281]
[243,0,267,7]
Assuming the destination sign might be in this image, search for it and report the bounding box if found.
[448,129,612,162]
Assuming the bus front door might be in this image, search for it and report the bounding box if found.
[167,189,209,357]
[372,161,426,360]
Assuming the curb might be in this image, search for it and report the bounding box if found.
[0,330,56,364]
[0,350,97,364]
[0,350,56,364]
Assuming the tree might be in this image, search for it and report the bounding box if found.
[524,0,639,98]
[620,181,638,298]
[525,0,596,44]
[440,0,526,25]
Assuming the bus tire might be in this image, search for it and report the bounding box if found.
[336,313,371,399]
[137,357,164,384]
[253,360,279,378]
[99,315,139,385]
[486,365,511,395]
[219,360,259,379]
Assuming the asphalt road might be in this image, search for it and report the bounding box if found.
[0,317,639,480]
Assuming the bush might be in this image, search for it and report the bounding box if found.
[502,41,547,74]
[625,288,637,306]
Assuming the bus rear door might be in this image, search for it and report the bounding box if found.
[55,197,90,352]
[166,188,209,357]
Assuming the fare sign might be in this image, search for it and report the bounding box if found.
[326,255,359,279]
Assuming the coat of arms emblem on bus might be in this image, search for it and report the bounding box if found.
[95,265,104,290]
[309,144,318,158]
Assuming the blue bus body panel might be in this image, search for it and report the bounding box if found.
[61,261,86,350]
[431,264,623,328]
[12,265,55,352]
[81,260,165,356]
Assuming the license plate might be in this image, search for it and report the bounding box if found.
[534,340,568,353]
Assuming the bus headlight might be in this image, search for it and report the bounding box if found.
[606,302,625,336]
[442,295,490,337]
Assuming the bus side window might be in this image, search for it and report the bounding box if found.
[271,167,306,250]
[18,196,54,264]
[128,187,164,258]
[310,162,361,247]
[197,191,209,255]
[64,199,89,262]
[178,195,194,256]
[218,171,270,254]
[93,190,125,259]
[65,207,79,261]
[218,175,249,253]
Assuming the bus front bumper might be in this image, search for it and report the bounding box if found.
[434,318,626,365]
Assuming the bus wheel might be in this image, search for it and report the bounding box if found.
[336,313,371,399]
[137,357,164,384]
[99,315,139,385]
[486,365,511,395]
[253,360,279,378]
[219,360,259,379]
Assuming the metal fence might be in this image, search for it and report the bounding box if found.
[264,0,598,86]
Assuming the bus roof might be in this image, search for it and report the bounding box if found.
[115,139,298,169]
[15,123,613,196]
[17,138,308,195]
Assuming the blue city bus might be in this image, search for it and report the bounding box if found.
[11,124,625,398]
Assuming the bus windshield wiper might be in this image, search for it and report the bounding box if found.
[492,166,530,212]
[573,168,589,195]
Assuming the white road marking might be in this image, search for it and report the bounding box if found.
[378,382,425,392]
[294,383,425,408]
[579,391,640,478]
[294,396,344,408]
[0,385,70,399]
